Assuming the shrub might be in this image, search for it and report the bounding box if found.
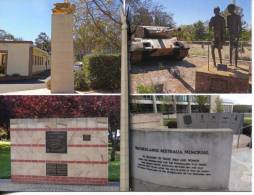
[74,71,89,91]
[83,54,121,90]
[164,118,177,128]
[137,84,164,93]
[0,129,7,140]
[0,66,5,74]
[11,73,20,77]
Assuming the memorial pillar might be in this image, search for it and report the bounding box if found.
[187,96,192,113]
[152,95,158,113]
[51,2,75,93]
[209,95,218,113]
[173,96,177,114]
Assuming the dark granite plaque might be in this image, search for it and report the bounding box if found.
[183,115,192,125]
[46,131,67,153]
[83,134,91,141]
[46,163,68,176]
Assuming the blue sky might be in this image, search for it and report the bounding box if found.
[155,0,252,26]
[0,0,59,41]
[0,0,252,41]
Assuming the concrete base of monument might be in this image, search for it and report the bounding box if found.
[195,65,249,93]
[131,178,228,192]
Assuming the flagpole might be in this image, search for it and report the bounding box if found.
[120,0,130,192]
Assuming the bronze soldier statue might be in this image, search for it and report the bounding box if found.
[209,7,226,67]
[227,4,241,68]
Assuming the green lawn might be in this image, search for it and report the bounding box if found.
[108,151,120,182]
[0,141,120,182]
[244,117,252,125]
[0,141,11,179]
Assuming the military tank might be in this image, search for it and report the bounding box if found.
[130,26,190,63]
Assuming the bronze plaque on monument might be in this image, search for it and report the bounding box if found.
[46,163,68,176]
[46,131,67,153]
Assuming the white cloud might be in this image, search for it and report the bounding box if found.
[220,94,253,105]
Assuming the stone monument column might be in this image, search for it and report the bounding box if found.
[51,1,75,93]
[152,95,158,113]
[173,96,177,114]
[187,96,192,113]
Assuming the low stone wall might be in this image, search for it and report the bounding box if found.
[195,70,249,93]
[131,113,163,129]
[177,113,244,134]
[131,128,233,191]
[10,118,108,185]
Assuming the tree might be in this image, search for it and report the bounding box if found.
[0,29,17,41]
[196,96,209,112]
[215,97,224,113]
[193,21,207,41]
[178,25,194,41]
[35,32,51,53]
[71,0,175,57]
[220,4,251,42]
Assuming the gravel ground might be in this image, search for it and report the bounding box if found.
[130,56,251,94]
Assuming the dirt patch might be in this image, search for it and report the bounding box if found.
[130,56,251,94]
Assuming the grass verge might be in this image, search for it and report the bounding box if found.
[0,141,11,179]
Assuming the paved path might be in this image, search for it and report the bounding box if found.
[0,78,49,94]
[229,148,252,191]
[2,88,120,95]
[0,180,119,192]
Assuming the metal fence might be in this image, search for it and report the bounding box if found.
[185,41,252,62]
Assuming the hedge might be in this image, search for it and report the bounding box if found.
[83,54,121,90]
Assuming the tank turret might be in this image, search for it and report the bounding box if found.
[130,26,190,63]
[134,26,181,39]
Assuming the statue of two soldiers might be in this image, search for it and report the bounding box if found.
[209,4,241,68]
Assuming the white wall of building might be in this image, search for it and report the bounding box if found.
[0,42,32,76]
[32,47,51,75]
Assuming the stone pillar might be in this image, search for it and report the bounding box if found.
[51,3,75,93]
[173,96,177,114]
[152,95,158,113]
[187,96,192,114]
[209,95,219,113]
[120,9,129,192]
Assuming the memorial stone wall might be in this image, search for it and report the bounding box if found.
[131,128,233,190]
[10,118,108,185]
[177,113,243,134]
